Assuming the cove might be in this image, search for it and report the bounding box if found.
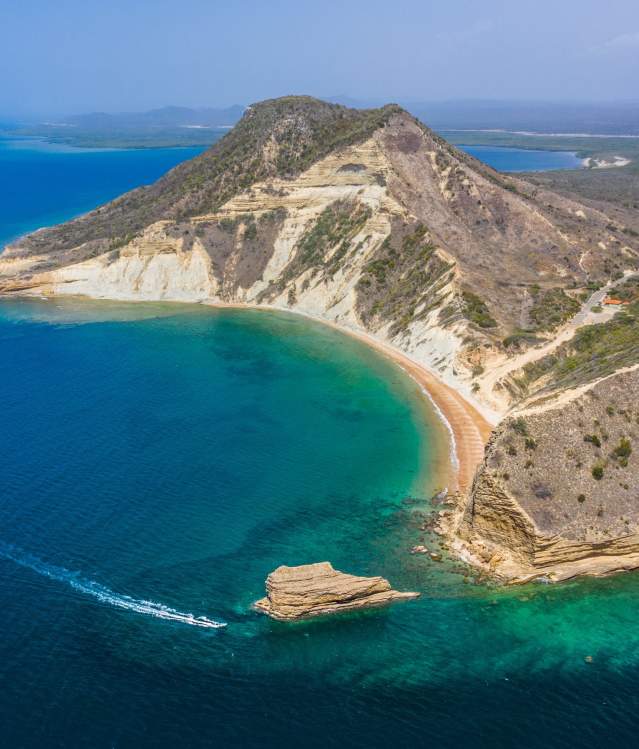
[2,298,639,747]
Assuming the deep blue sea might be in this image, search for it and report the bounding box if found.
[0,137,206,248]
[2,138,639,748]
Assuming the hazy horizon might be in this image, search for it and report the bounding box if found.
[2,0,638,117]
[5,97,639,122]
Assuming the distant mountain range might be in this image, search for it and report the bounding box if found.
[329,98,639,136]
[4,100,639,149]
[58,105,246,130]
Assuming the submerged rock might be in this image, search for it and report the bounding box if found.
[410,545,429,554]
[254,562,419,621]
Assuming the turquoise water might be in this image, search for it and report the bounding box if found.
[2,134,638,748]
[460,144,583,172]
[0,136,207,248]
[2,298,639,747]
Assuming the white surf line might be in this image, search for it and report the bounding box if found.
[0,542,227,629]
[417,382,460,474]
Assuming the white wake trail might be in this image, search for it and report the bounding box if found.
[0,542,227,629]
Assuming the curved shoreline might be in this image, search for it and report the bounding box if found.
[202,301,493,494]
[3,292,493,495]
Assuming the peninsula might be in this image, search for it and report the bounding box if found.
[2,96,639,583]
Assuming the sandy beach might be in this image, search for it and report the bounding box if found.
[204,301,493,494]
[340,328,493,493]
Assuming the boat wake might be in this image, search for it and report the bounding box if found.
[0,542,227,629]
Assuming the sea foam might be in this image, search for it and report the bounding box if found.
[0,542,226,629]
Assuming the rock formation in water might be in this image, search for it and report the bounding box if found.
[254,562,419,620]
[3,95,639,581]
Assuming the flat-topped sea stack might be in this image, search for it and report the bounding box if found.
[254,562,419,620]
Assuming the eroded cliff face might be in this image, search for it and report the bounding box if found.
[3,102,637,423]
[0,118,483,414]
[451,368,639,582]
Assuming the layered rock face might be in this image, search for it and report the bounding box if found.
[254,562,419,620]
[453,368,639,582]
[2,96,637,419]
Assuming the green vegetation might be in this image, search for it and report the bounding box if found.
[592,463,605,480]
[258,200,371,302]
[291,201,370,277]
[356,222,452,336]
[527,286,580,332]
[12,96,400,256]
[521,299,639,393]
[612,437,632,467]
[461,290,497,329]
[511,417,529,436]
[584,434,602,448]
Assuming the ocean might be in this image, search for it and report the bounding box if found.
[0,137,206,249]
[1,139,638,748]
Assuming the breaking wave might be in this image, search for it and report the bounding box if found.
[0,542,226,629]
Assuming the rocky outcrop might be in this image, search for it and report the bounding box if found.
[450,368,639,582]
[254,562,419,620]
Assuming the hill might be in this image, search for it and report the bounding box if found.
[2,95,639,581]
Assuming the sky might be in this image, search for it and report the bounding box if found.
[1,0,638,116]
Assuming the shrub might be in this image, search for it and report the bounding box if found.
[527,287,580,332]
[592,464,604,480]
[612,437,632,466]
[462,291,497,329]
[584,434,602,448]
[511,417,528,436]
